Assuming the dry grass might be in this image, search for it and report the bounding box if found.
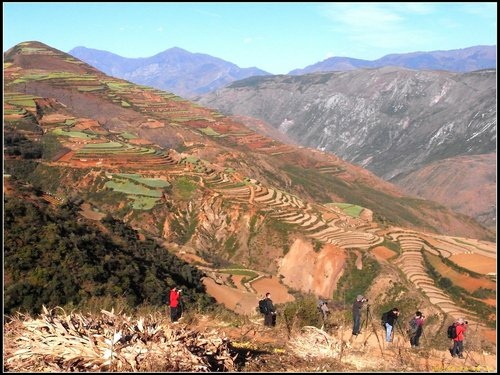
[4,305,236,372]
[287,325,342,358]
[4,306,496,372]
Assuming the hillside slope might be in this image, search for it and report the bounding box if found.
[4,41,496,333]
[393,153,496,231]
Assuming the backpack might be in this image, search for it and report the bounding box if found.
[381,312,389,327]
[258,299,268,314]
[447,324,457,339]
[409,318,417,333]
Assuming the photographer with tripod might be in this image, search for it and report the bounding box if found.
[382,307,400,343]
[451,318,468,358]
[352,295,368,336]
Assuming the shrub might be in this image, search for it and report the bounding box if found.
[282,294,323,335]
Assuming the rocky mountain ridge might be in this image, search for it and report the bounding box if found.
[197,67,496,228]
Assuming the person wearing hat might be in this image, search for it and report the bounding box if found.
[352,294,368,335]
[451,318,468,358]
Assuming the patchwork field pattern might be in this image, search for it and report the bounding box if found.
[4,41,496,326]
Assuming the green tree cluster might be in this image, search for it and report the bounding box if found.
[4,194,214,315]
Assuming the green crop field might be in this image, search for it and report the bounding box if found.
[219,269,258,278]
[114,173,170,188]
[64,119,77,126]
[326,202,364,218]
[200,127,221,136]
[79,141,124,149]
[129,195,161,210]
[52,128,97,139]
[77,86,105,92]
[105,180,163,197]
[183,156,200,164]
[120,132,138,139]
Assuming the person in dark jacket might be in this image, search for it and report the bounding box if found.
[263,292,277,327]
[384,307,400,342]
[352,295,367,335]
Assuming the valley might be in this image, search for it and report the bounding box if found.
[3,41,497,371]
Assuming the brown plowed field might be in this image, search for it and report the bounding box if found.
[426,253,496,293]
[250,276,295,303]
[202,276,293,315]
[449,253,496,274]
[202,277,259,315]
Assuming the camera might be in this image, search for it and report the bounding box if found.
[363,298,369,302]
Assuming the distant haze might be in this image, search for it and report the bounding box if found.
[69,44,496,98]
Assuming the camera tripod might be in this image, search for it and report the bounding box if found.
[460,322,480,366]
[395,318,409,342]
[358,304,385,357]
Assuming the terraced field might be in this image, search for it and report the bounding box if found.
[207,174,383,250]
[387,228,496,326]
[5,41,496,326]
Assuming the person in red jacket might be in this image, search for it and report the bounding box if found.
[451,318,468,358]
[169,287,182,322]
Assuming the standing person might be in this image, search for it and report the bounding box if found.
[352,295,368,335]
[451,318,468,358]
[263,292,277,327]
[319,300,330,321]
[169,287,181,323]
[383,307,400,343]
[409,311,425,347]
[318,300,330,329]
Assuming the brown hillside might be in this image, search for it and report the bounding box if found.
[394,153,496,231]
[4,41,496,342]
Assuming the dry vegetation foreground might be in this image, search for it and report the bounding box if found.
[3,306,496,373]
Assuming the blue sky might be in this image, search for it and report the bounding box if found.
[3,2,497,74]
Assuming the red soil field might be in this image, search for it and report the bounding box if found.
[449,253,496,274]
[371,246,398,261]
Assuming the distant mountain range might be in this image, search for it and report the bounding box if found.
[68,46,270,98]
[289,45,497,75]
[197,67,497,229]
[69,45,496,98]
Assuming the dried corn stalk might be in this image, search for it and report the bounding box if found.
[287,326,342,359]
[4,306,236,372]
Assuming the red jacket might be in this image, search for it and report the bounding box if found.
[454,323,467,341]
[169,289,180,308]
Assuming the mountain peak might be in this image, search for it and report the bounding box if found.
[69,45,271,98]
[4,41,101,74]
